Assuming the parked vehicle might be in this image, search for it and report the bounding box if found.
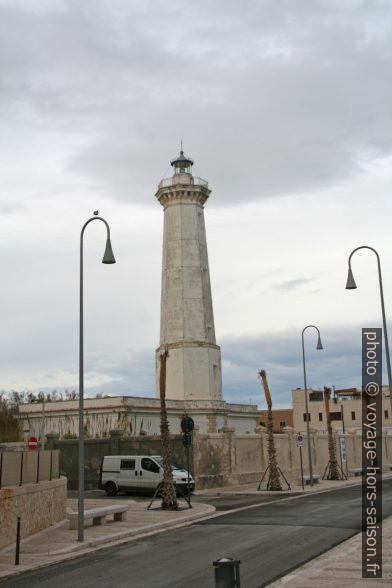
[99,455,195,496]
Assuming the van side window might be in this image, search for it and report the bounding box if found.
[141,458,160,473]
[120,459,135,470]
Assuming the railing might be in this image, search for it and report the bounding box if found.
[158,176,208,189]
[0,450,60,488]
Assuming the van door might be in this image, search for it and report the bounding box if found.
[139,457,162,491]
[118,457,137,491]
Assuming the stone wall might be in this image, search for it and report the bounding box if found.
[0,477,67,548]
[45,428,392,491]
[46,430,191,490]
[192,427,392,488]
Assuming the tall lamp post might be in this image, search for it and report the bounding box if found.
[302,325,323,487]
[346,246,392,414]
[78,212,116,542]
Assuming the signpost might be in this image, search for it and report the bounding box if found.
[28,437,38,451]
[296,433,304,490]
[181,416,194,507]
[339,433,348,478]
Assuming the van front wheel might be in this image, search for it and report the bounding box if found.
[105,481,117,497]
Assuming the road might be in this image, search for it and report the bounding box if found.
[3,480,392,588]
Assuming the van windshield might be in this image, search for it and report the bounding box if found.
[153,456,180,470]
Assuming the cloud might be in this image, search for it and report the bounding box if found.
[270,277,314,292]
[10,324,377,412]
[219,326,368,407]
[1,1,391,208]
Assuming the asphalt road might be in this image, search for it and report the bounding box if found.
[3,480,392,588]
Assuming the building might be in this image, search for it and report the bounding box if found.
[292,386,392,433]
[18,150,259,439]
[155,149,222,402]
[18,395,258,441]
[259,409,293,433]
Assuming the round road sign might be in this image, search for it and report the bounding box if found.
[181,416,194,433]
[28,436,38,450]
[296,433,304,447]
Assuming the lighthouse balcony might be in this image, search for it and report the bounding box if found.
[158,175,208,189]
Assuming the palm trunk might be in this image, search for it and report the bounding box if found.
[259,370,282,491]
[159,349,179,510]
[324,386,340,480]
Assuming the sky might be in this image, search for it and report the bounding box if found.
[1,0,392,408]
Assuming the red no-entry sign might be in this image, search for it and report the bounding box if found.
[28,436,38,450]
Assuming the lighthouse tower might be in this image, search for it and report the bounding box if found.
[155,150,222,402]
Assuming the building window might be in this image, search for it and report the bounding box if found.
[309,391,323,401]
[280,421,286,428]
[330,412,342,421]
[351,411,356,420]
[303,413,311,422]
[318,413,323,422]
[385,410,389,420]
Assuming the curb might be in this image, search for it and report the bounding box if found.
[0,504,215,581]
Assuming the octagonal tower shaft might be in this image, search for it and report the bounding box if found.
[155,160,222,402]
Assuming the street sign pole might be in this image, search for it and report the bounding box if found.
[186,442,191,507]
[296,433,305,490]
[181,416,194,508]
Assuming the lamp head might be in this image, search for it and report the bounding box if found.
[316,334,323,350]
[346,267,357,289]
[102,238,116,264]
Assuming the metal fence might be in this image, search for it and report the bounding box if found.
[0,450,60,488]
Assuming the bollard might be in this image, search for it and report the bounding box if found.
[213,557,241,588]
[15,517,21,565]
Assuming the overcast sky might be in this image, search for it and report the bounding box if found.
[1,0,392,408]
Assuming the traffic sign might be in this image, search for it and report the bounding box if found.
[28,436,38,450]
[339,435,347,463]
[181,416,194,433]
[182,432,192,448]
[296,433,304,448]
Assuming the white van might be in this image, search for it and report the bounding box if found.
[99,455,195,496]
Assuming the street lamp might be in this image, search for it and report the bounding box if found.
[78,212,115,542]
[346,246,392,414]
[302,325,323,487]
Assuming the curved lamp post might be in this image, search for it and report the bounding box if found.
[302,325,323,487]
[78,212,116,542]
[346,246,392,414]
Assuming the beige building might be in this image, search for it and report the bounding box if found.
[18,395,258,441]
[259,409,293,433]
[292,386,392,433]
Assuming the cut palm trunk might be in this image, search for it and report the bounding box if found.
[322,386,343,480]
[257,370,288,491]
[159,349,179,510]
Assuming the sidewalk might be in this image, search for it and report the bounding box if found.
[0,497,214,580]
[268,515,392,587]
[194,473,373,496]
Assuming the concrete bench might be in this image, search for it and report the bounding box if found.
[349,468,363,477]
[299,475,320,485]
[67,504,129,530]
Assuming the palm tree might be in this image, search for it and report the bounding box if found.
[259,370,282,491]
[159,349,179,510]
[323,386,340,480]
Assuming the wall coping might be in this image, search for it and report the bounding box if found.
[0,476,66,499]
